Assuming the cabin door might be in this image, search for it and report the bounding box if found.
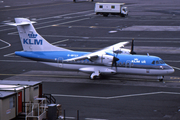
[58,57,63,68]
[18,91,22,113]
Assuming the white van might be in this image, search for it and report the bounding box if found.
[95,3,128,17]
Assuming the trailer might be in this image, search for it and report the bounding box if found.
[95,3,128,17]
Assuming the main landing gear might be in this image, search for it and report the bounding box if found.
[90,71,100,80]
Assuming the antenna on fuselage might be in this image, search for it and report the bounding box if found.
[147,53,149,56]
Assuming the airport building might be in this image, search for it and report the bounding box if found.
[0,80,42,120]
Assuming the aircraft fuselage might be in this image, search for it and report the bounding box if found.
[15,51,174,76]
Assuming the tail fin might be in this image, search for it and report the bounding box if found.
[12,18,71,51]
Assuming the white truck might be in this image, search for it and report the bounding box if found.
[95,3,128,17]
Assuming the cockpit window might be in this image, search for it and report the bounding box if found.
[152,60,165,64]
[156,61,159,64]
[159,60,165,64]
[152,61,155,64]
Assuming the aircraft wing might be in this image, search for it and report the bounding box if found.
[64,54,99,62]
[101,41,129,54]
[64,41,130,62]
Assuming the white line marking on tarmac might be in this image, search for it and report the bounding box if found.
[122,26,180,31]
[0,28,15,32]
[0,39,11,50]
[3,52,16,57]
[36,10,93,21]
[171,66,180,70]
[52,94,106,99]
[52,91,180,100]
[51,39,69,45]
[35,13,93,27]
[37,18,90,29]
[64,117,75,119]
[8,17,90,35]
[0,60,36,63]
[2,11,93,33]
[60,116,107,120]
[85,118,108,120]
[166,60,180,63]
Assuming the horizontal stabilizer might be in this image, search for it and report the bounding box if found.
[6,21,36,26]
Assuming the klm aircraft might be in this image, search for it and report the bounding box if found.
[9,18,174,81]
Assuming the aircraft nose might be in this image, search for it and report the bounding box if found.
[168,66,175,74]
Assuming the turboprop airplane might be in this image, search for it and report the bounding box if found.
[8,18,174,81]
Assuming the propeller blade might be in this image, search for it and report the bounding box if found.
[130,39,136,54]
[111,57,119,67]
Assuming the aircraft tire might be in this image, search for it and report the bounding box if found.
[89,75,95,80]
[159,79,163,82]
[158,76,164,82]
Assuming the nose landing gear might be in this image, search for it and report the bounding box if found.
[158,76,164,82]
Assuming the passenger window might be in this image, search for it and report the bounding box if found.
[99,5,103,8]
[156,61,159,64]
[111,6,115,9]
[152,61,155,64]
[131,63,134,66]
[118,62,122,66]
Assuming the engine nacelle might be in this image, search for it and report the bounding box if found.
[113,48,130,54]
[91,55,116,66]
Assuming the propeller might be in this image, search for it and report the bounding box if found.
[111,46,120,71]
[111,56,119,71]
[130,39,136,54]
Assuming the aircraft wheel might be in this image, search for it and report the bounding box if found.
[90,71,100,80]
[158,76,164,82]
[159,79,163,82]
[73,0,76,3]
[89,75,96,80]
